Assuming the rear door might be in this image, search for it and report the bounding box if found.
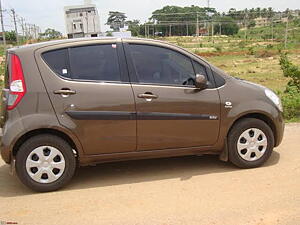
[35,40,136,155]
[124,41,221,151]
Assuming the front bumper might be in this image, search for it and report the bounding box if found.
[274,111,285,147]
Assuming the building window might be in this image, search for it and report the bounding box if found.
[80,23,83,30]
[79,13,83,17]
[73,24,76,29]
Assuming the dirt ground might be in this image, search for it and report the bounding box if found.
[0,123,299,225]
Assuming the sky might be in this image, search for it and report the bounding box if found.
[2,0,300,34]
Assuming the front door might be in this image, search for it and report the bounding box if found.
[36,41,136,155]
[125,43,220,151]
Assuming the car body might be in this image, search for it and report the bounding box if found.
[0,37,284,191]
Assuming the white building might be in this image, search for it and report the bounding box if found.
[64,0,101,38]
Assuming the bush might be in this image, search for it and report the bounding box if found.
[248,47,255,55]
[279,53,300,121]
[238,41,246,49]
[255,50,274,58]
[279,52,300,91]
[215,46,222,52]
[279,86,300,120]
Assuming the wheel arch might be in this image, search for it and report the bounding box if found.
[12,128,81,159]
[228,112,276,143]
[219,112,277,162]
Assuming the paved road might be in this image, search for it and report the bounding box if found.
[0,123,299,225]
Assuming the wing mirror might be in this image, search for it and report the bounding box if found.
[195,74,208,90]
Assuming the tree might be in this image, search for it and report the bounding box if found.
[247,20,256,28]
[40,28,62,39]
[149,5,216,36]
[126,20,140,36]
[5,31,17,42]
[106,11,127,32]
[214,17,239,35]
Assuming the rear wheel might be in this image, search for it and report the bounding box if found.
[16,134,76,192]
[228,118,274,168]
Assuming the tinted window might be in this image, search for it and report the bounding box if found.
[130,44,195,86]
[43,44,121,82]
[69,45,120,81]
[43,49,70,78]
[193,61,207,77]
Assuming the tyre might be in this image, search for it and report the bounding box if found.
[15,134,76,192]
[228,118,274,168]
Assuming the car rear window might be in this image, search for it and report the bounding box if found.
[42,44,121,82]
[43,49,70,78]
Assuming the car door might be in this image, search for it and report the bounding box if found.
[124,42,221,151]
[35,40,136,155]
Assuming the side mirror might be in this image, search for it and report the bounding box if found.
[195,74,208,89]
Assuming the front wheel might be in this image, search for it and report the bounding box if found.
[228,118,274,168]
[15,134,76,192]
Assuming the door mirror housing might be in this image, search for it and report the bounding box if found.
[195,74,208,89]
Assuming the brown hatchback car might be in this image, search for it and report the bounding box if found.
[0,38,284,192]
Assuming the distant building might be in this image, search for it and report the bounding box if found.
[64,0,101,39]
[290,9,300,17]
[254,17,271,27]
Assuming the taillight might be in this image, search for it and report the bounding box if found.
[7,54,26,110]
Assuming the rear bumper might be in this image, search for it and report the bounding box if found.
[0,128,11,164]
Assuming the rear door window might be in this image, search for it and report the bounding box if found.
[42,44,121,82]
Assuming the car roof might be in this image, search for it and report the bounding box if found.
[8,37,169,52]
[8,37,210,65]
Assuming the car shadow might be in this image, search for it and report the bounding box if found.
[0,151,280,197]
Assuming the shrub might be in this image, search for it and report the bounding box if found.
[238,41,246,49]
[279,52,300,91]
[248,47,255,55]
[215,46,222,52]
[279,86,300,120]
[255,50,274,58]
[279,53,300,120]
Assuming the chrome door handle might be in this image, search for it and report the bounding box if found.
[54,89,76,96]
[137,93,158,99]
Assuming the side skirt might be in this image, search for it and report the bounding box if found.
[79,146,221,166]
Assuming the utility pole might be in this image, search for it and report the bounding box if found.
[186,23,189,36]
[169,24,172,36]
[211,21,214,42]
[196,12,199,36]
[20,17,25,39]
[271,17,274,43]
[284,14,289,48]
[244,12,248,41]
[11,9,19,45]
[33,24,38,39]
[0,0,6,51]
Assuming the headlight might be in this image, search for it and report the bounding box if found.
[265,89,283,112]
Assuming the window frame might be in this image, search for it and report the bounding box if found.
[41,42,130,84]
[123,42,216,89]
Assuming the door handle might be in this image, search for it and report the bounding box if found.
[137,93,158,99]
[54,89,76,96]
